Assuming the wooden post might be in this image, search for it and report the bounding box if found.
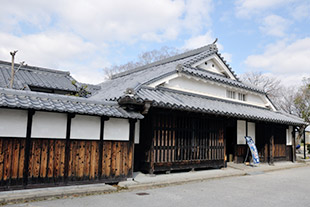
[98,116,109,180]
[64,113,74,184]
[303,129,306,159]
[269,126,274,165]
[223,120,227,167]
[23,109,35,187]
[129,119,137,177]
[292,126,296,162]
[149,116,155,174]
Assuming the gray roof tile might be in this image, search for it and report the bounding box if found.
[0,60,77,91]
[0,88,143,119]
[136,87,305,125]
[91,44,265,101]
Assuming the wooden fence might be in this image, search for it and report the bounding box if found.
[0,138,133,190]
[136,109,225,173]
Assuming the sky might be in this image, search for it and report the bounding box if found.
[0,0,309,85]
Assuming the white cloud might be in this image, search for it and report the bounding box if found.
[182,31,232,62]
[0,31,108,84]
[221,53,232,63]
[244,38,310,85]
[0,0,215,85]
[182,31,214,50]
[0,0,214,44]
[259,15,291,37]
[182,0,213,35]
[290,2,310,20]
[235,0,289,18]
[0,32,96,67]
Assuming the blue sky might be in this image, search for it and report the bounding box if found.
[0,0,309,85]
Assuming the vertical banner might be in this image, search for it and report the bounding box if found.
[245,136,260,164]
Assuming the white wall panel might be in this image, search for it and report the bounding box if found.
[237,121,256,144]
[237,120,246,144]
[134,120,140,144]
[286,126,293,145]
[0,108,27,137]
[248,122,256,143]
[71,115,100,140]
[32,111,67,139]
[104,118,129,141]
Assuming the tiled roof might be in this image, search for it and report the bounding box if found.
[91,44,265,101]
[0,60,77,91]
[0,88,143,119]
[136,87,305,126]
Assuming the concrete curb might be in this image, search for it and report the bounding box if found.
[119,172,246,190]
[0,184,116,205]
[118,171,246,190]
[1,162,309,205]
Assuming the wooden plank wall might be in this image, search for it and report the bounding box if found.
[138,109,225,172]
[249,123,288,163]
[0,138,133,189]
[28,139,66,184]
[0,138,25,186]
[152,112,224,164]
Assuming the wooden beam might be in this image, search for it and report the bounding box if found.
[64,113,75,183]
[98,116,109,180]
[269,126,274,165]
[128,119,137,177]
[23,109,35,187]
[292,126,296,162]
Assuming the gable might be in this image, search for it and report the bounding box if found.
[191,54,237,80]
[148,74,275,110]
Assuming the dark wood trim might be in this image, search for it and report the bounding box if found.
[98,116,109,180]
[64,113,75,183]
[129,119,137,177]
[292,126,296,162]
[269,128,274,165]
[23,109,35,187]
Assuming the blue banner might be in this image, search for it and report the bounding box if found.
[245,136,260,164]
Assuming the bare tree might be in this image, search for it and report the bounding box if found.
[241,72,281,98]
[295,77,310,123]
[104,46,181,79]
[241,71,300,114]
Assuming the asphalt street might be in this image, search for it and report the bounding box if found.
[6,166,310,207]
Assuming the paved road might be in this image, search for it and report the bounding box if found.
[7,166,310,207]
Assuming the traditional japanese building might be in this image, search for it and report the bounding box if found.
[0,62,142,190]
[0,43,306,190]
[91,43,306,173]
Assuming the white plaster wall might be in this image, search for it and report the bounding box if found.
[286,126,293,145]
[237,120,246,144]
[306,132,310,145]
[134,120,140,144]
[104,118,129,141]
[248,122,256,143]
[237,121,256,144]
[71,115,100,140]
[32,111,67,139]
[0,108,28,137]
[246,94,266,106]
[197,59,223,75]
[164,76,269,108]
[166,76,226,98]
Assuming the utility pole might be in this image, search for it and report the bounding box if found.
[9,50,18,89]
